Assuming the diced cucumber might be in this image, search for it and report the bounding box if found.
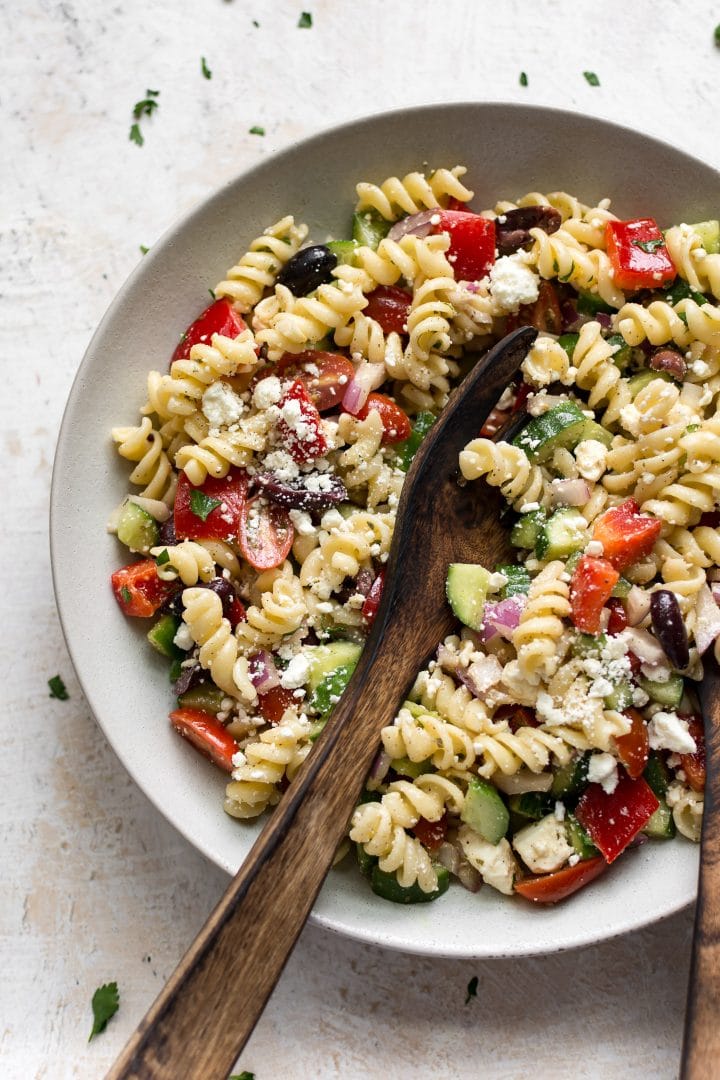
[643,752,671,798]
[169,658,183,683]
[147,614,182,660]
[611,575,632,598]
[327,239,359,266]
[391,757,433,779]
[356,842,377,877]
[607,333,633,371]
[513,401,591,464]
[497,564,531,598]
[551,752,590,799]
[370,864,450,904]
[508,792,555,821]
[461,777,509,844]
[352,209,391,249]
[305,641,363,691]
[445,563,492,631]
[393,411,436,472]
[511,508,547,550]
[577,419,613,448]
[689,219,720,255]
[307,660,359,720]
[566,813,599,859]
[565,550,582,575]
[558,332,579,360]
[627,369,674,398]
[571,632,608,658]
[604,681,634,711]
[638,673,684,708]
[663,279,708,307]
[401,700,427,719]
[117,501,159,553]
[178,684,226,714]
[576,290,615,316]
[535,508,588,560]
[643,798,676,839]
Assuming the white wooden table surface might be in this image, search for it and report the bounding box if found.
[4,1,719,1076]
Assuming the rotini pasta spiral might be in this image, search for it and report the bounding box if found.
[253,281,368,360]
[298,506,394,598]
[409,670,500,735]
[181,587,257,703]
[459,439,545,511]
[381,705,476,772]
[144,330,258,421]
[404,276,456,361]
[664,223,720,301]
[224,716,312,819]
[473,724,573,778]
[174,410,271,485]
[214,216,309,311]
[333,232,454,293]
[335,411,404,509]
[355,165,472,221]
[112,415,176,505]
[151,541,216,585]
[614,299,692,349]
[235,562,307,652]
[666,781,703,842]
[512,561,571,683]
[528,227,624,308]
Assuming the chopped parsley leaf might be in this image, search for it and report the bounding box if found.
[201,56,212,79]
[715,23,720,46]
[632,237,665,254]
[155,549,170,566]
[583,71,600,87]
[89,982,119,1040]
[190,489,221,521]
[139,244,149,255]
[132,90,160,120]
[465,975,479,1004]
[252,19,259,26]
[129,123,144,147]
[298,11,312,27]
[249,125,265,136]
[208,287,216,300]
[48,675,69,700]
[686,423,701,433]
[120,586,132,604]
[519,71,528,87]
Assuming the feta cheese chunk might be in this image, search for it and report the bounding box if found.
[201,381,245,428]
[487,254,540,311]
[280,653,311,690]
[457,825,517,895]
[512,814,574,874]
[587,752,619,794]
[252,375,283,410]
[173,621,194,651]
[647,711,697,755]
[574,439,608,482]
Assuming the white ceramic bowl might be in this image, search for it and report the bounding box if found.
[51,103,715,958]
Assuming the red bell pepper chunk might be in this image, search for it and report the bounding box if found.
[363,286,412,335]
[575,769,659,863]
[413,812,448,852]
[169,708,238,773]
[277,379,328,463]
[605,218,676,292]
[171,298,247,366]
[257,686,297,726]
[514,856,607,904]
[354,393,412,444]
[361,570,386,626]
[506,281,563,336]
[111,559,176,618]
[432,210,496,281]
[615,708,650,780]
[569,555,619,634]
[592,498,662,572]
[679,716,705,792]
[174,468,248,542]
[445,196,473,212]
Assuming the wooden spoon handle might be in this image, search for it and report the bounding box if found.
[106,618,427,1080]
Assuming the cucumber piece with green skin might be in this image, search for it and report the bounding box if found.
[391,757,433,779]
[571,632,608,658]
[327,239,359,266]
[604,681,634,711]
[508,792,555,821]
[461,777,509,844]
[565,550,582,576]
[169,658,183,683]
[117,501,160,553]
[566,813,599,859]
[178,684,225,714]
[356,842,377,876]
[576,290,615,316]
[643,752,671,797]
[607,333,633,371]
[638,673,684,708]
[511,508,547,550]
[370,864,450,904]
[513,401,611,463]
[445,563,491,631]
[557,332,579,360]
[497,564,531,598]
[643,798,676,839]
[611,575,632,598]
[307,660,359,722]
[352,209,391,249]
[305,641,362,691]
[402,699,428,718]
[535,508,588,560]
[147,614,182,660]
[551,753,590,799]
[627,369,674,398]
[393,411,436,472]
[689,219,720,255]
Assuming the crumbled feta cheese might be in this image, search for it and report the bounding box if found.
[288,509,314,535]
[320,508,345,529]
[201,381,244,428]
[554,801,566,822]
[512,815,574,874]
[487,571,508,592]
[647,711,697,754]
[585,540,604,557]
[519,501,539,514]
[587,753,619,794]
[252,375,283,410]
[280,653,311,690]
[231,750,247,770]
[262,449,300,481]
[488,254,540,311]
[457,826,517,895]
[173,622,194,651]
[574,439,608,482]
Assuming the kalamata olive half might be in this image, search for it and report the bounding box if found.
[650,589,689,669]
[201,576,236,618]
[158,516,177,546]
[496,206,562,255]
[649,348,687,381]
[254,471,347,511]
[172,662,205,697]
[276,245,338,296]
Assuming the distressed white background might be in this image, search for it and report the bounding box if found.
[3,1,718,1076]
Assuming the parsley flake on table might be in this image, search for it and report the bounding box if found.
[465,975,479,1004]
[249,125,265,136]
[519,71,528,87]
[583,71,600,86]
[229,1073,255,1080]
[209,287,217,299]
[139,244,149,255]
[298,11,312,27]
[129,89,160,147]
[252,19,259,27]
[48,675,69,700]
[201,56,212,79]
[190,489,222,521]
[89,981,120,1040]
[129,123,144,147]
[715,23,720,46]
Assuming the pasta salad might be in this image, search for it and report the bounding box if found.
[109,165,719,906]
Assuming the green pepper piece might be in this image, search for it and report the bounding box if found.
[393,411,436,472]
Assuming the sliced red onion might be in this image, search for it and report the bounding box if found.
[620,626,667,667]
[549,477,590,508]
[355,568,376,597]
[480,597,526,643]
[458,653,504,695]
[625,585,652,627]
[387,209,438,242]
[595,311,613,330]
[493,769,553,795]
[341,361,385,414]
[561,299,592,333]
[370,748,392,783]
[694,584,720,655]
[436,841,482,892]
[436,841,460,876]
[248,650,281,692]
[456,859,483,893]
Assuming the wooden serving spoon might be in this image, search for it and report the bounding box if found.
[108,325,536,1080]
[681,651,720,1078]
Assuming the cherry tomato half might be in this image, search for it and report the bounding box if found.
[355,393,412,444]
[257,686,297,725]
[238,494,294,571]
[171,298,247,366]
[363,286,412,335]
[275,351,355,412]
